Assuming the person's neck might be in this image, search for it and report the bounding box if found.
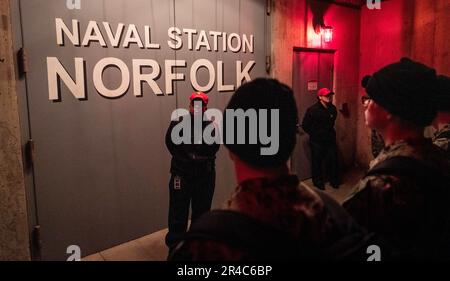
[233,157,290,185]
[319,100,329,108]
[379,122,425,147]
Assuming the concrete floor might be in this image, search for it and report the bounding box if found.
[82,167,365,261]
[300,167,365,204]
[82,228,169,261]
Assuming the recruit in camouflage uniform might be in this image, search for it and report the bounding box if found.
[343,139,450,259]
[370,129,385,158]
[344,58,450,260]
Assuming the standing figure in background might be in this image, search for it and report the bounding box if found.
[164,92,220,255]
[302,88,340,190]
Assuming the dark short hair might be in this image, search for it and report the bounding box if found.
[223,78,298,168]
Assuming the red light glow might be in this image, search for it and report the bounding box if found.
[323,26,333,43]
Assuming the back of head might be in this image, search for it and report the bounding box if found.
[361,75,371,89]
[365,57,439,127]
[223,78,298,168]
[434,75,450,113]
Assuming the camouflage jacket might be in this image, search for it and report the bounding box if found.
[433,124,450,153]
[170,175,369,261]
[371,130,385,158]
[343,139,450,259]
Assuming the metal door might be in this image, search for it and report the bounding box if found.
[15,0,268,260]
[291,48,335,181]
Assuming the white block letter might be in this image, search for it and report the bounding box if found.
[133,59,163,96]
[168,27,182,50]
[195,30,211,51]
[103,22,125,48]
[82,21,107,47]
[145,26,160,49]
[209,31,222,52]
[47,57,85,100]
[242,34,254,53]
[217,61,234,92]
[228,33,241,53]
[55,18,80,46]
[183,28,197,50]
[165,60,186,95]
[123,24,144,48]
[236,60,255,87]
[93,57,130,98]
[190,59,215,92]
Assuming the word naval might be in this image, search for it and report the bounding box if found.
[47,18,256,100]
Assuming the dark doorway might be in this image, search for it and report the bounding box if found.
[291,47,335,181]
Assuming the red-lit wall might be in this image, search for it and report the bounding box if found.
[273,0,449,170]
[355,0,407,167]
[355,0,450,167]
[272,0,361,169]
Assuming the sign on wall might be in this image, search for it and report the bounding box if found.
[48,18,256,100]
[16,0,267,260]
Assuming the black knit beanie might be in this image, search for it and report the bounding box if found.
[361,75,371,89]
[223,78,298,168]
[366,57,438,127]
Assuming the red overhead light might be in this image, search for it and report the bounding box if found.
[322,26,333,43]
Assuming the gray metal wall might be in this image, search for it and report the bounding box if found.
[15,0,268,260]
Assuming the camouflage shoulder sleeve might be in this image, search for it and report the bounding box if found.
[342,174,399,231]
[433,137,450,152]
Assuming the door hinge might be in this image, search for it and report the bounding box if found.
[266,0,271,15]
[266,55,271,74]
[17,47,29,77]
[26,139,35,168]
[32,225,42,260]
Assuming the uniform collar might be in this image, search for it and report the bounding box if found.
[435,124,450,138]
[370,138,431,169]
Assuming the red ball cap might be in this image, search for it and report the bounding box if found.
[189,91,209,105]
[317,87,334,97]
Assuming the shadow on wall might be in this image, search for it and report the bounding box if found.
[308,0,331,33]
